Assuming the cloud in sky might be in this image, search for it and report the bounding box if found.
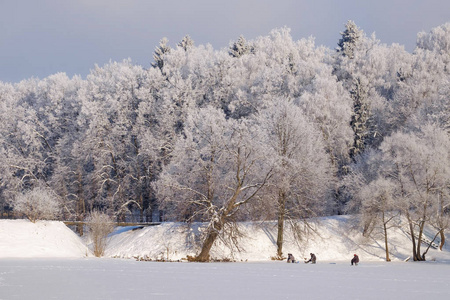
[0,0,449,83]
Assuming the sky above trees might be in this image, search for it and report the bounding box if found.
[1,0,449,83]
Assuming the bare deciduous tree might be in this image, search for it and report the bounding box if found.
[86,211,115,257]
[381,123,450,261]
[255,100,334,258]
[154,107,272,261]
[359,178,398,262]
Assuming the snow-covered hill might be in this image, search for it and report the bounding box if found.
[0,220,90,258]
[105,215,450,262]
[2,216,450,262]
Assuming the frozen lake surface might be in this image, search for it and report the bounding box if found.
[1,258,450,300]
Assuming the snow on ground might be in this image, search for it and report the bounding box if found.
[105,215,450,263]
[0,220,90,258]
[1,216,450,263]
[1,258,450,300]
[1,217,450,299]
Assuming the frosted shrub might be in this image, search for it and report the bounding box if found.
[86,211,115,257]
[13,187,61,223]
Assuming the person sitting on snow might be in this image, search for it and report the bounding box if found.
[305,253,316,264]
[351,254,359,266]
[287,253,296,263]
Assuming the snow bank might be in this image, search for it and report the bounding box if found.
[105,215,450,262]
[2,216,449,262]
[0,220,90,258]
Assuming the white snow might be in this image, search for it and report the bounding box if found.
[1,217,450,299]
[0,220,90,258]
[105,216,450,263]
[2,216,450,263]
[1,259,450,300]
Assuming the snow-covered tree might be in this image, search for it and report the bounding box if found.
[344,148,403,262]
[349,77,370,159]
[12,185,61,223]
[380,123,450,261]
[134,67,169,221]
[152,37,171,71]
[79,60,148,220]
[0,82,18,215]
[35,73,85,221]
[229,35,251,58]
[1,23,450,249]
[255,99,334,258]
[390,49,446,130]
[154,106,272,261]
[297,70,353,171]
[178,35,195,51]
[345,150,399,261]
[1,79,54,193]
[416,23,450,59]
[337,20,363,59]
[359,178,397,261]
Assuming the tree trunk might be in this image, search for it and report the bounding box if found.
[134,137,144,223]
[417,219,427,261]
[195,179,247,261]
[76,170,85,236]
[196,229,220,262]
[276,191,286,258]
[382,212,391,262]
[406,213,420,261]
[139,194,144,223]
[192,145,271,262]
[439,230,445,251]
[438,191,446,251]
[196,217,224,262]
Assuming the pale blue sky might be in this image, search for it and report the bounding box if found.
[1,0,449,83]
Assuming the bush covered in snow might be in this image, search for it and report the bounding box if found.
[12,187,61,223]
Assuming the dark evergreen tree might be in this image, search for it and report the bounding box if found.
[349,77,370,160]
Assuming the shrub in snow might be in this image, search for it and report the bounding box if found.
[13,187,61,223]
[86,211,115,257]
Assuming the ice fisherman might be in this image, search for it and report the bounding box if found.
[287,253,295,263]
[351,254,359,266]
[305,253,316,264]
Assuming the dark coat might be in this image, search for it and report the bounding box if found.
[351,255,359,265]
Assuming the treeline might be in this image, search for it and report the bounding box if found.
[0,21,449,261]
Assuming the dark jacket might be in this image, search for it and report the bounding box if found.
[351,255,359,264]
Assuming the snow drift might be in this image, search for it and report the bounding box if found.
[105,215,450,262]
[1,216,449,262]
[0,220,90,258]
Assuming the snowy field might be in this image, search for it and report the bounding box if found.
[1,219,450,299]
[1,258,450,300]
